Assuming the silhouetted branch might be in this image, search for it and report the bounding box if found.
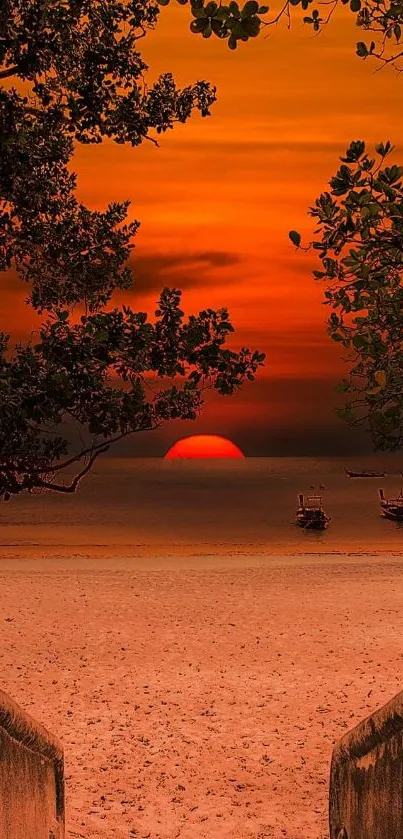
[35,447,109,493]
[0,66,19,79]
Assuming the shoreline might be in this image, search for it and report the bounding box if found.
[0,547,403,570]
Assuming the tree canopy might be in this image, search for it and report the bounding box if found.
[0,0,264,499]
[2,0,402,72]
[290,141,403,450]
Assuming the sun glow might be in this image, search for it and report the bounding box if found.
[164,435,245,459]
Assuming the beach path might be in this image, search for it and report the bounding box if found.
[0,553,402,839]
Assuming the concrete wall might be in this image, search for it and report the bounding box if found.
[329,689,403,839]
[0,688,64,839]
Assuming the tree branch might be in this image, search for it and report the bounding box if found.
[29,431,136,474]
[35,446,109,493]
[0,422,162,481]
[0,65,20,79]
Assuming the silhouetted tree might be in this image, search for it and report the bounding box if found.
[0,1,264,499]
[2,0,401,72]
[290,141,403,450]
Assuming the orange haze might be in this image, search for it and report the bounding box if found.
[3,5,402,454]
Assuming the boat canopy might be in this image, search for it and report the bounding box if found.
[304,495,323,509]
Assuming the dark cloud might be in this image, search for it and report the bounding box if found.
[1,251,241,304]
[234,421,371,458]
[128,250,241,294]
[229,376,375,456]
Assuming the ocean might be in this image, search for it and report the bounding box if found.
[2,455,403,557]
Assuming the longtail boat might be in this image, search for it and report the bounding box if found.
[379,488,403,522]
[296,494,330,530]
[345,469,386,478]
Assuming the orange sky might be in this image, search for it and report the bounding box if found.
[3,5,402,455]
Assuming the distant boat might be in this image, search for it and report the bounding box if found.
[379,488,403,522]
[296,493,330,530]
[345,469,386,478]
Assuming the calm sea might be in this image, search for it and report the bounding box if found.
[2,456,403,557]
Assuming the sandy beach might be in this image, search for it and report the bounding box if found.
[1,552,403,839]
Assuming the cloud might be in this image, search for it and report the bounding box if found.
[128,250,241,294]
[170,139,346,155]
[0,250,241,327]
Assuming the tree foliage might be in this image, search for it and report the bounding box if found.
[1,1,216,311]
[0,0,264,499]
[160,0,403,68]
[0,294,264,498]
[2,0,401,70]
[290,141,403,449]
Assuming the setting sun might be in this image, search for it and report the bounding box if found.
[164,435,245,459]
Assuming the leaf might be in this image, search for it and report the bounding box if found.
[341,140,365,162]
[241,15,260,35]
[211,17,227,33]
[190,18,207,31]
[288,230,301,247]
[356,41,368,57]
[241,0,259,15]
[375,141,392,157]
[228,18,244,35]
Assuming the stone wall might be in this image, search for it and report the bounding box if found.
[0,688,64,839]
[329,689,403,839]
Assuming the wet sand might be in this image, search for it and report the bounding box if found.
[1,552,403,839]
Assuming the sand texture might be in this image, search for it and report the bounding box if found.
[1,553,403,839]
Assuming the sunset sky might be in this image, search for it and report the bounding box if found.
[4,4,402,456]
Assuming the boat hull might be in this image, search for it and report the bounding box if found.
[296,512,330,530]
[297,519,329,530]
[346,470,386,478]
[296,493,330,530]
[381,508,403,522]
